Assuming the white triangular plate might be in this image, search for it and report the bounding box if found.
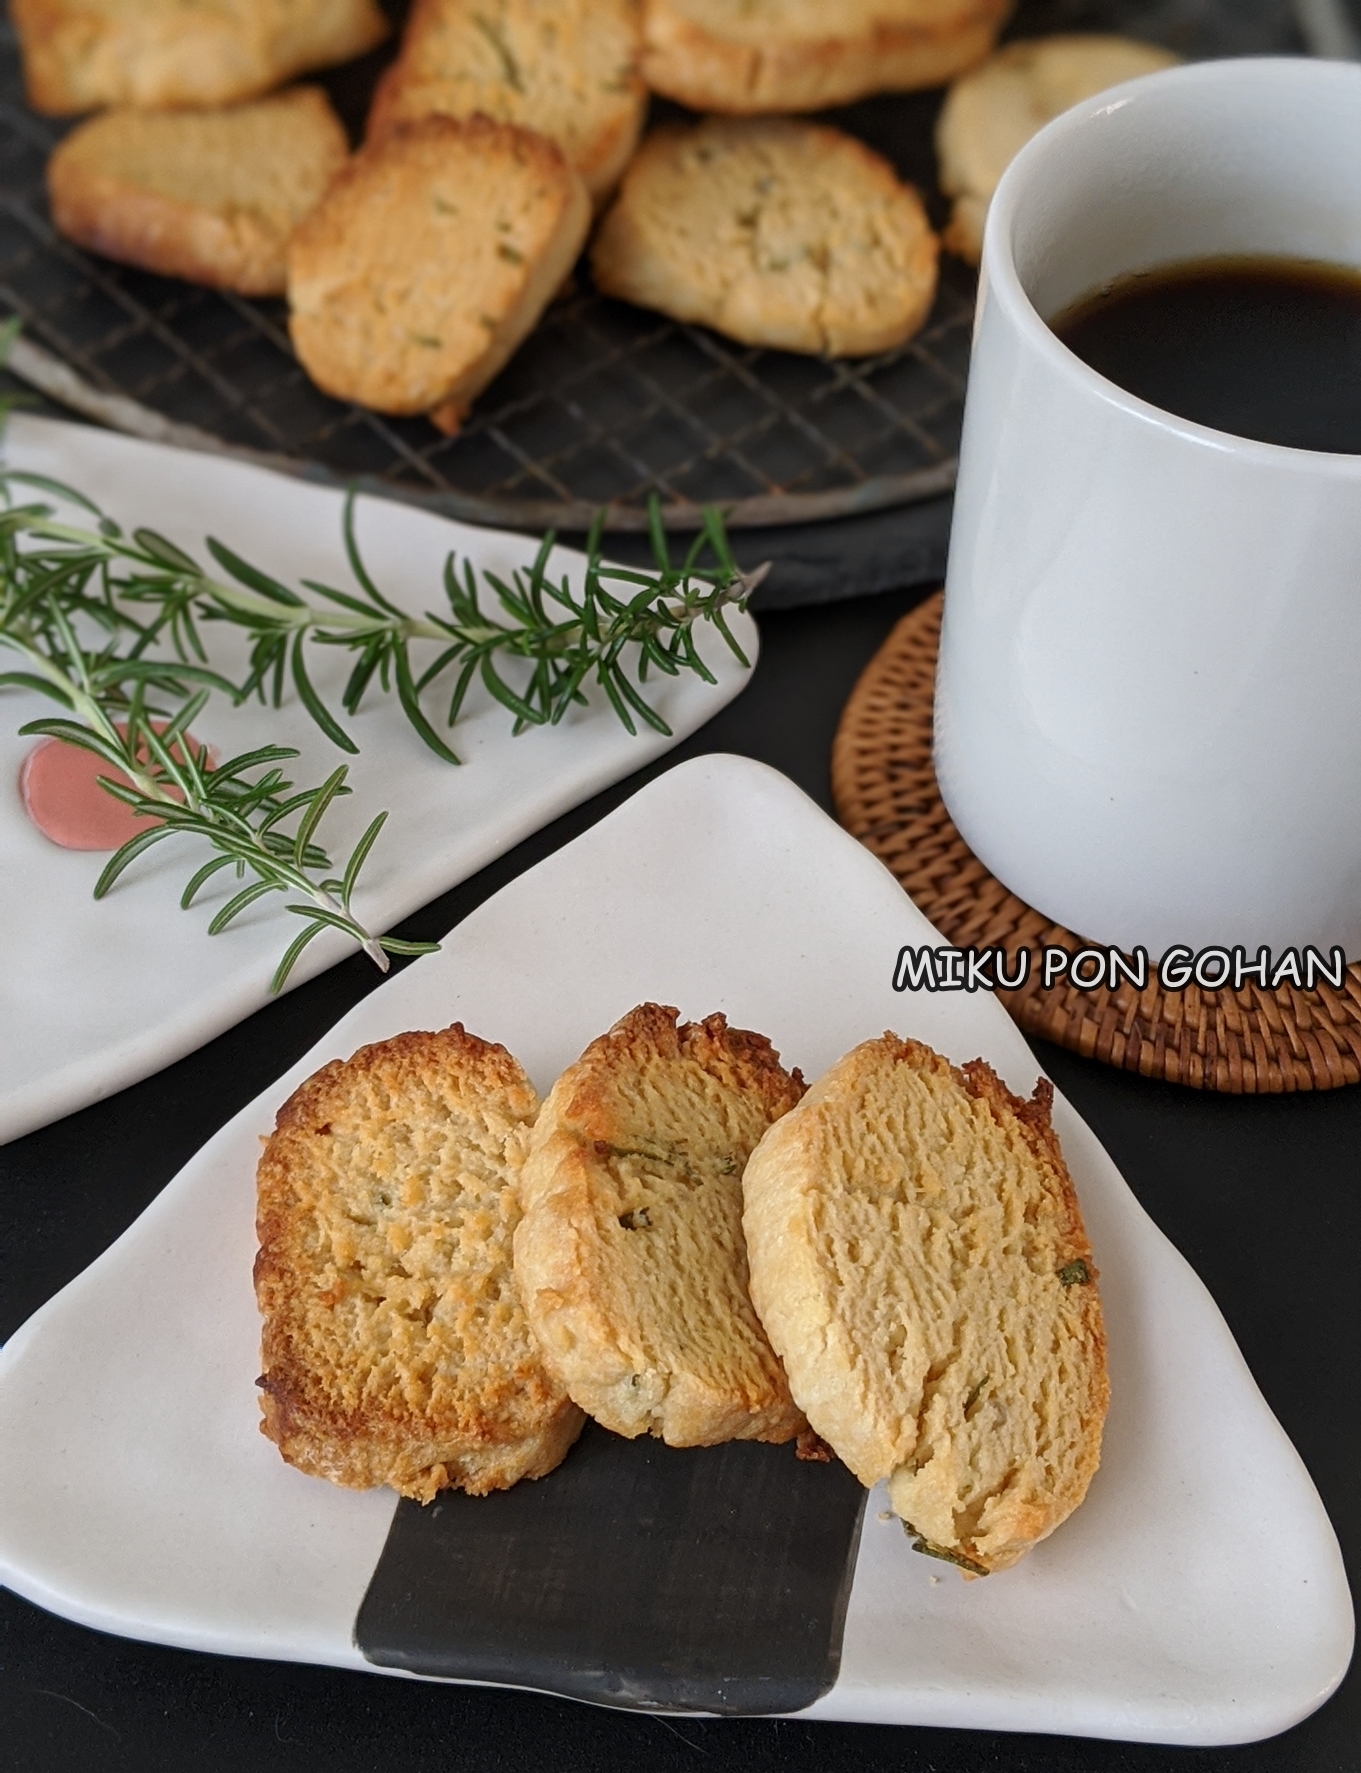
[0,756,1351,1744]
[0,415,755,1143]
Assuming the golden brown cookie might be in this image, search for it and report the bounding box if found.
[286,114,590,422]
[13,0,388,114]
[591,116,939,356]
[255,1024,585,1501]
[743,1035,1109,1573]
[367,0,646,205]
[514,1004,808,1449]
[639,0,1012,113]
[47,87,349,296]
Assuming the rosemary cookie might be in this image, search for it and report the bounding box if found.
[13,0,389,114]
[591,117,939,356]
[255,1024,585,1500]
[639,0,1011,113]
[286,114,591,423]
[742,1036,1109,1573]
[367,0,646,206]
[936,35,1180,262]
[514,1004,809,1448]
[47,88,349,297]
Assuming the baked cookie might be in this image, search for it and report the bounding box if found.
[591,116,939,356]
[514,1004,808,1448]
[254,1024,585,1501]
[936,34,1181,262]
[12,0,389,114]
[639,0,1011,113]
[367,0,646,206]
[287,114,590,423]
[742,1035,1109,1573]
[47,87,349,296]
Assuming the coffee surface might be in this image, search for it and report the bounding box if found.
[1051,256,1361,454]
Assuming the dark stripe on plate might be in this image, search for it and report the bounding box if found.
[355,1422,867,1714]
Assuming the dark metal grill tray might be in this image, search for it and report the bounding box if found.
[0,0,1311,534]
[0,25,974,533]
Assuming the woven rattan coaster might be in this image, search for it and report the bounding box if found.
[832,592,1361,1093]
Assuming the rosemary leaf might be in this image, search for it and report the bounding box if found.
[181,852,239,909]
[341,811,389,911]
[393,639,461,765]
[208,878,280,934]
[93,823,179,897]
[290,629,358,753]
[292,764,350,871]
[207,535,304,607]
[269,920,330,995]
[342,491,405,617]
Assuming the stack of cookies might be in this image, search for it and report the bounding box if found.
[254,1003,1110,1577]
[18,0,1176,431]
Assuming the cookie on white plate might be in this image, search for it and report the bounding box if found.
[514,1004,809,1449]
[255,1025,585,1501]
[742,1034,1109,1574]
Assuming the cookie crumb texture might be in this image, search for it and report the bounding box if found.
[254,1025,584,1502]
[743,1035,1109,1573]
[592,116,939,356]
[48,88,349,296]
[287,113,591,418]
[640,0,1012,113]
[515,1003,808,1448]
[13,0,389,113]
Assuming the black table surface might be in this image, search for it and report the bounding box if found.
[2,583,1357,1773]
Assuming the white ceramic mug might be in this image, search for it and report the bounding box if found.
[935,57,1361,959]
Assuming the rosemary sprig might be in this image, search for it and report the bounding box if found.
[0,496,434,990]
[0,461,758,991]
[0,476,760,764]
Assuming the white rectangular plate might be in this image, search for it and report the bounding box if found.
[0,756,1351,1744]
[0,415,755,1143]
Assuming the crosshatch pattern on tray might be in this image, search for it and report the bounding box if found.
[0,23,974,530]
[0,0,1309,528]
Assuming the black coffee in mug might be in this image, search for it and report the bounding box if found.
[1051,256,1361,455]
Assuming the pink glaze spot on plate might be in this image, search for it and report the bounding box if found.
[19,735,190,851]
